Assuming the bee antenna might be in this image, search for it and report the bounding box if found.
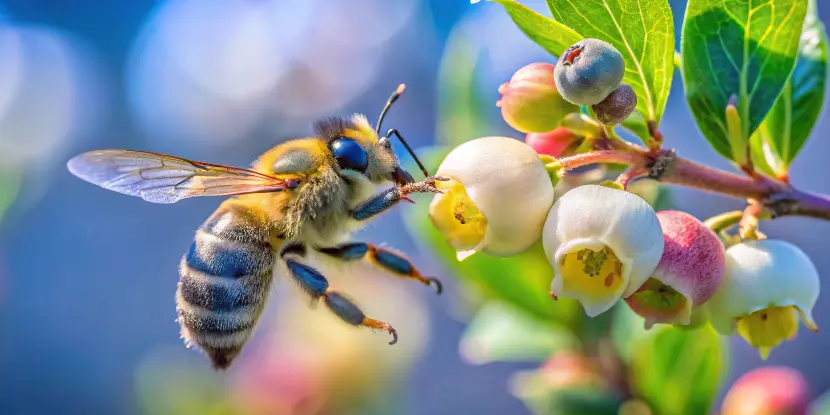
[376,84,406,134]
[386,128,429,178]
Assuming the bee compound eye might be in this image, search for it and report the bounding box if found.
[331,138,369,173]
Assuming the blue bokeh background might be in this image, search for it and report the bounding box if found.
[1,1,829,413]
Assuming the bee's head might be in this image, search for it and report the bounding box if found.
[315,84,427,186]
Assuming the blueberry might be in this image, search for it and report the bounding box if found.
[555,38,625,106]
[592,84,637,125]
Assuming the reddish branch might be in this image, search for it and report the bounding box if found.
[555,147,830,221]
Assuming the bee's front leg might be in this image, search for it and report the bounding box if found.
[351,176,448,221]
[279,242,399,344]
[318,243,442,294]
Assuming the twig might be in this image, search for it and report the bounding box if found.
[615,165,647,189]
[554,147,830,221]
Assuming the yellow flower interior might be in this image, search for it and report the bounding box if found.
[559,246,624,301]
[626,278,688,324]
[736,305,799,360]
[429,178,487,252]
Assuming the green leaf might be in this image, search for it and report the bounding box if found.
[619,111,653,144]
[437,19,494,148]
[750,0,828,177]
[631,324,728,415]
[402,146,582,323]
[487,0,582,58]
[135,353,237,415]
[511,371,622,415]
[545,0,675,125]
[0,169,20,224]
[610,303,651,363]
[460,301,579,365]
[681,0,808,160]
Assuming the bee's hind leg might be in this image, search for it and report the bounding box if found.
[280,242,398,345]
[317,243,442,294]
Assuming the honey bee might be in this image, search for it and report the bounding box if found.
[67,85,446,370]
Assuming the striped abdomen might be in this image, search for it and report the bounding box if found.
[176,199,276,369]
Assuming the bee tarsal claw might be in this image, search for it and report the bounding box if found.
[388,327,399,345]
[426,277,443,295]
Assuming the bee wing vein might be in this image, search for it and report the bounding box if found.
[68,150,292,204]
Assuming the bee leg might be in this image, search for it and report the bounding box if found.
[280,243,399,345]
[317,243,442,294]
[351,176,447,221]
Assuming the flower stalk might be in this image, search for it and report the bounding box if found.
[552,146,830,221]
[703,210,744,233]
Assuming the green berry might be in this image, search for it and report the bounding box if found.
[497,62,579,133]
[555,38,625,106]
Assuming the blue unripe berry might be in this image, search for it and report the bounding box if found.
[555,38,625,106]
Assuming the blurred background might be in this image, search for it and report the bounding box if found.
[0,0,829,414]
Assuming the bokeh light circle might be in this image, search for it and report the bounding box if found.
[0,24,105,166]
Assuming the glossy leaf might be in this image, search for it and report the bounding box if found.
[0,169,20,224]
[546,0,675,125]
[610,303,652,363]
[750,0,828,177]
[135,354,235,415]
[402,146,582,323]
[437,18,494,148]
[460,301,579,364]
[511,371,622,415]
[620,110,653,143]
[682,0,808,160]
[487,0,582,58]
[631,323,728,415]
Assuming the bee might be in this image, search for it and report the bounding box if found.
[67,85,446,370]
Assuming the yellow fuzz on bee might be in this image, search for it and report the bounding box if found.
[429,179,488,260]
[736,306,801,360]
[558,246,624,304]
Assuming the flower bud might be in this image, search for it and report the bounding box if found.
[497,63,579,133]
[540,351,600,389]
[625,211,725,328]
[430,137,555,260]
[721,366,810,415]
[707,240,819,359]
[542,185,664,317]
[525,127,579,158]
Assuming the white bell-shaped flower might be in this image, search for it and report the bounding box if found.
[707,239,819,359]
[542,184,664,317]
[429,136,554,260]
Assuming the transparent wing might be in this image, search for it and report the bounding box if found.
[67,150,299,204]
